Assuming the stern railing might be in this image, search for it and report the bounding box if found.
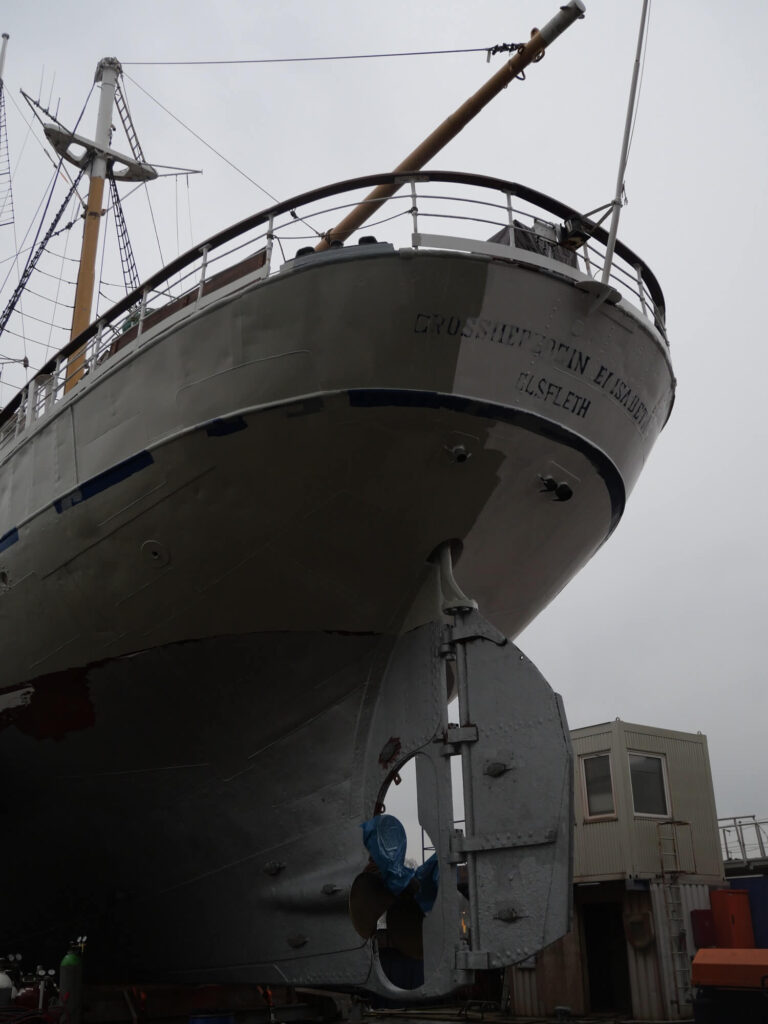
[0,170,668,455]
[719,815,768,866]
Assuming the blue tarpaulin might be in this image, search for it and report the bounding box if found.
[361,814,439,912]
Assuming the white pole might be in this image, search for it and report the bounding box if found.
[91,57,121,178]
[0,33,9,84]
[601,0,650,285]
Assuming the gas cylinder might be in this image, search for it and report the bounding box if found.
[0,959,14,1007]
[59,943,83,1024]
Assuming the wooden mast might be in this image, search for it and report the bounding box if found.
[65,57,121,392]
[315,0,586,251]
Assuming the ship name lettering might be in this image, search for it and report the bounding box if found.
[515,372,591,419]
[414,314,591,376]
[414,313,650,430]
[593,364,650,428]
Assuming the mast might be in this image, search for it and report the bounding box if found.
[316,0,586,251]
[65,57,121,391]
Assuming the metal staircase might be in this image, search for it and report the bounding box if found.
[657,821,693,1011]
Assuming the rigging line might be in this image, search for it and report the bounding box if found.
[175,173,180,258]
[174,174,184,294]
[0,210,81,272]
[142,180,165,270]
[17,90,87,204]
[1,86,93,369]
[9,309,69,331]
[24,284,74,307]
[96,184,110,320]
[122,76,327,240]
[0,167,87,345]
[186,174,194,252]
[122,46,494,67]
[123,72,279,203]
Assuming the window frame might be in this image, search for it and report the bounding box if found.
[627,750,671,819]
[580,751,617,821]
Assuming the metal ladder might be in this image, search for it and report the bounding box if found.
[0,79,14,229]
[657,821,692,1010]
[114,82,146,163]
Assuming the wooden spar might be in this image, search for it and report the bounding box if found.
[315,0,585,252]
[65,58,121,392]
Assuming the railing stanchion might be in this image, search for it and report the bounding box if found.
[505,190,517,257]
[16,387,27,436]
[757,822,766,860]
[410,179,419,246]
[582,242,593,277]
[196,245,210,308]
[136,287,148,341]
[265,216,274,276]
[26,381,36,428]
[53,356,63,404]
[636,264,648,315]
[95,319,105,363]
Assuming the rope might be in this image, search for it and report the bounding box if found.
[123,73,321,238]
[142,180,165,267]
[1,84,94,375]
[122,45,507,67]
[123,72,278,203]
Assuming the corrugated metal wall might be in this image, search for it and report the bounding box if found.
[505,923,584,1018]
[507,883,712,1021]
[505,962,545,1018]
[574,816,627,879]
[650,881,713,1020]
[624,889,665,1021]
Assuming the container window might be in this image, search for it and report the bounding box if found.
[629,753,668,816]
[582,753,615,817]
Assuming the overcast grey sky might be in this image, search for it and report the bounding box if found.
[1,0,766,827]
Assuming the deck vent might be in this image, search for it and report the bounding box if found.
[358,235,378,245]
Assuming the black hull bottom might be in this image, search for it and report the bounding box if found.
[2,629,386,984]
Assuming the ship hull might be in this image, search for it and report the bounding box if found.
[0,246,673,982]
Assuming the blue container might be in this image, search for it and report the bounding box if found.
[732,876,768,949]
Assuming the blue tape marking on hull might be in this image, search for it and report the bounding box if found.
[0,527,19,553]
[54,450,154,514]
[206,416,248,437]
